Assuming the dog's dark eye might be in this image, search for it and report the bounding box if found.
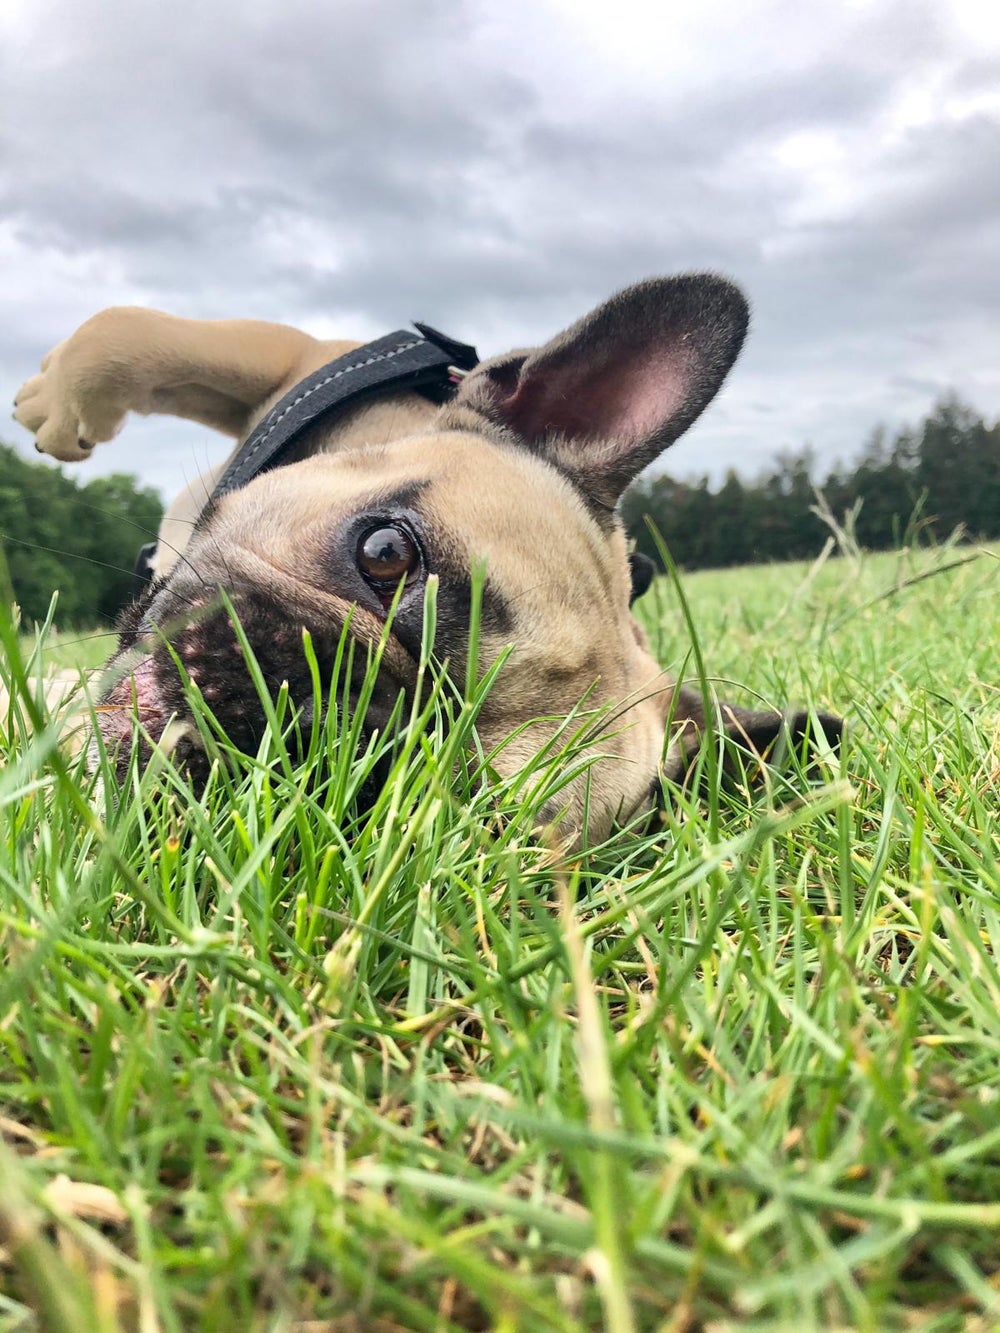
[356,523,421,588]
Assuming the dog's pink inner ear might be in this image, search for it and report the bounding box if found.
[477,275,749,507]
[502,351,692,446]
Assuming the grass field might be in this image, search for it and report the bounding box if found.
[1,541,999,1331]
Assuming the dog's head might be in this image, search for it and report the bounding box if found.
[96,275,838,837]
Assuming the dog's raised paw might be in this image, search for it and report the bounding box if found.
[14,373,92,461]
[14,324,130,461]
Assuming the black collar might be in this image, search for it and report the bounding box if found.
[210,321,478,501]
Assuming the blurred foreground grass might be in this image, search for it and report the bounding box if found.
[1,542,998,1330]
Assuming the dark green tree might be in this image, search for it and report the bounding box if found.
[625,397,999,571]
[0,444,163,626]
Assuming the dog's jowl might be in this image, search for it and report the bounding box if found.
[15,275,841,838]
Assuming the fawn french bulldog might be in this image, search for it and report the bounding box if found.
[14,275,840,836]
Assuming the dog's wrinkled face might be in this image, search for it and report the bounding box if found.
[95,275,839,837]
[98,433,669,832]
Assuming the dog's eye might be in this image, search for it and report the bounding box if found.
[356,523,421,588]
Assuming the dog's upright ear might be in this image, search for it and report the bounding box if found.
[458,274,749,509]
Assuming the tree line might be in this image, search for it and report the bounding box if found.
[622,396,1000,570]
[0,443,163,627]
[1,394,997,628]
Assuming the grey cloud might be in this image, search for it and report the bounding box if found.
[1,0,997,500]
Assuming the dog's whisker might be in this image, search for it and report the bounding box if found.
[54,498,169,545]
[56,487,214,594]
[1,533,147,582]
[46,495,210,591]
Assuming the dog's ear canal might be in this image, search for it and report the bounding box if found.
[468,274,749,508]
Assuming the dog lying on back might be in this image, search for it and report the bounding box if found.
[14,275,841,838]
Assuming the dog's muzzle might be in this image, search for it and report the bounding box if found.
[96,584,415,790]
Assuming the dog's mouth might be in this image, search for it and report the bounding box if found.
[94,588,417,792]
[92,651,209,790]
[95,656,167,754]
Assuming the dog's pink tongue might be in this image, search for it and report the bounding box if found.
[96,657,166,748]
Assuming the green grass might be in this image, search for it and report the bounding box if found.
[1,542,999,1331]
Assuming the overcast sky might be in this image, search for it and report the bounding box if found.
[3,0,998,504]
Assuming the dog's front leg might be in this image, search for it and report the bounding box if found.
[14,307,341,463]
